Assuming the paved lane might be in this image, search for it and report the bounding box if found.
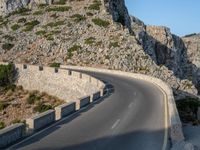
[9,71,167,150]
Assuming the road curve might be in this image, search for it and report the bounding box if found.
[9,71,167,150]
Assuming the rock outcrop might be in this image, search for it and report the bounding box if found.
[0,0,199,99]
[103,0,132,32]
[0,0,53,15]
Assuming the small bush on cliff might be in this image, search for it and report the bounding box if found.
[46,6,71,12]
[0,122,5,129]
[44,20,65,28]
[0,102,9,111]
[109,42,119,48]
[11,24,20,31]
[92,18,110,28]
[0,63,16,87]
[8,8,30,16]
[70,14,86,22]
[23,20,40,32]
[33,10,44,16]
[49,63,61,68]
[2,43,14,50]
[176,97,200,124]
[18,18,27,23]
[53,0,67,5]
[34,102,52,113]
[67,45,82,59]
[88,0,101,10]
[85,37,96,45]
[26,91,41,104]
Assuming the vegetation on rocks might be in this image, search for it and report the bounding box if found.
[23,20,40,32]
[176,97,200,125]
[67,45,82,59]
[49,62,61,68]
[0,63,16,87]
[88,0,101,10]
[46,6,71,12]
[85,37,96,45]
[0,122,5,129]
[11,24,20,31]
[70,14,86,22]
[92,18,110,28]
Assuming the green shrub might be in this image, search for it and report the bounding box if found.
[26,92,41,104]
[92,18,110,28]
[0,122,5,129]
[8,8,30,16]
[0,20,9,28]
[44,20,65,28]
[34,102,52,113]
[70,14,86,22]
[11,24,20,31]
[2,43,14,50]
[44,33,54,41]
[18,18,27,23]
[33,10,44,15]
[67,45,81,59]
[88,0,101,10]
[176,98,200,113]
[53,0,67,5]
[85,37,96,45]
[109,42,119,48]
[49,63,61,68]
[0,63,16,87]
[12,119,21,124]
[23,20,40,32]
[38,4,49,9]
[86,12,93,16]
[3,35,15,41]
[35,30,46,36]
[0,16,3,22]
[46,6,71,12]
[0,102,9,111]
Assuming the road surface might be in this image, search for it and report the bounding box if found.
[9,71,168,150]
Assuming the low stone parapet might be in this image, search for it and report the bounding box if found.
[75,96,90,110]
[26,110,55,132]
[55,102,76,120]
[91,91,101,102]
[0,123,25,148]
[198,107,200,120]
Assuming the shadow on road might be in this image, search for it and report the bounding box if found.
[15,128,169,150]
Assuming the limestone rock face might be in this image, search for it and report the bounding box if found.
[133,21,200,95]
[0,0,52,15]
[0,0,199,98]
[103,0,132,32]
[0,0,30,15]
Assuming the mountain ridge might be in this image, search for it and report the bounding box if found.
[0,0,199,100]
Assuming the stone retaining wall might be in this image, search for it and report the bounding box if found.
[15,64,102,102]
[61,65,185,146]
[0,123,25,148]
[0,63,106,148]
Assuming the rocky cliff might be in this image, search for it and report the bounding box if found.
[0,0,199,99]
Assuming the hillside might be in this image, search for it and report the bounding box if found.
[0,0,199,100]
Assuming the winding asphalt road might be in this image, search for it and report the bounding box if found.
[9,71,168,150]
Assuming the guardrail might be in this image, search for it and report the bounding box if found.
[60,65,185,147]
[0,123,25,148]
[0,63,106,148]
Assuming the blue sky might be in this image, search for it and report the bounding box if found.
[125,0,200,36]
